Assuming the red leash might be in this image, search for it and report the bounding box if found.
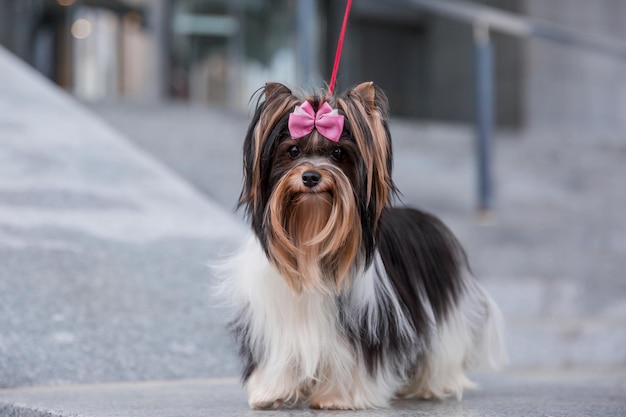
[328,0,352,96]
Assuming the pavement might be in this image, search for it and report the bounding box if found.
[1,44,626,415]
[1,372,625,417]
[0,46,244,390]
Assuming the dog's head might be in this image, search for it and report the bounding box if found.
[239,82,395,293]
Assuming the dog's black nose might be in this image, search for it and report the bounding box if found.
[302,170,321,188]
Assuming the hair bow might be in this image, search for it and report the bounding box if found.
[288,101,344,142]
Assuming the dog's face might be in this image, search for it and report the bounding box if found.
[240,82,395,293]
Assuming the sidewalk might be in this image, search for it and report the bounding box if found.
[1,372,625,416]
[1,45,625,415]
[0,47,244,389]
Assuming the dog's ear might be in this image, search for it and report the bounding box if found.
[240,83,299,230]
[265,82,292,101]
[346,81,390,119]
[336,82,395,234]
[349,81,376,109]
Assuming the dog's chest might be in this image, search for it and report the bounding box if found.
[248,257,353,378]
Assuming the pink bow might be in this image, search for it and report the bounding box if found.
[288,101,344,142]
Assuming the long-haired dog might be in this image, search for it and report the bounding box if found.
[219,81,507,409]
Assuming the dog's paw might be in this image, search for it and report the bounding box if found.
[310,402,355,410]
[309,397,357,410]
[414,388,437,400]
[249,399,283,410]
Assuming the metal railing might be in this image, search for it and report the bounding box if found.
[405,0,626,212]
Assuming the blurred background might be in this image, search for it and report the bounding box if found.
[1,0,626,398]
[2,0,625,131]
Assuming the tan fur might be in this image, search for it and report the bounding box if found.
[245,84,301,213]
[336,82,393,224]
[266,164,361,293]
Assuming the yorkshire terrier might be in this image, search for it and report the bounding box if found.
[219,81,507,409]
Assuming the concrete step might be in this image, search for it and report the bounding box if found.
[0,371,625,417]
[0,46,242,388]
[484,278,626,367]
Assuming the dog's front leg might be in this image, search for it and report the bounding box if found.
[246,366,300,409]
[309,367,392,410]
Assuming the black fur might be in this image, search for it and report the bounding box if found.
[342,206,468,376]
[239,97,268,241]
[378,207,467,324]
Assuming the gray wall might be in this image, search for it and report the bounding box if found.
[427,0,525,127]
[334,0,626,132]
[524,0,626,133]
[335,0,525,127]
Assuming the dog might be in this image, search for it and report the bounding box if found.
[218,81,507,409]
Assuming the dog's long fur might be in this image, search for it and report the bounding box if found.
[218,82,507,409]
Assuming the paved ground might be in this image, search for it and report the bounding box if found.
[1,371,626,417]
[0,47,244,389]
[1,44,626,415]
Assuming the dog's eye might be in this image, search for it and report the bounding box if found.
[330,147,345,162]
[288,145,301,159]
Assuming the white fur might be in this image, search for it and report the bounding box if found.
[216,235,507,409]
[400,279,508,400]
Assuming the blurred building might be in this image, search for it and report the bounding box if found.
[1,0,625,132]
